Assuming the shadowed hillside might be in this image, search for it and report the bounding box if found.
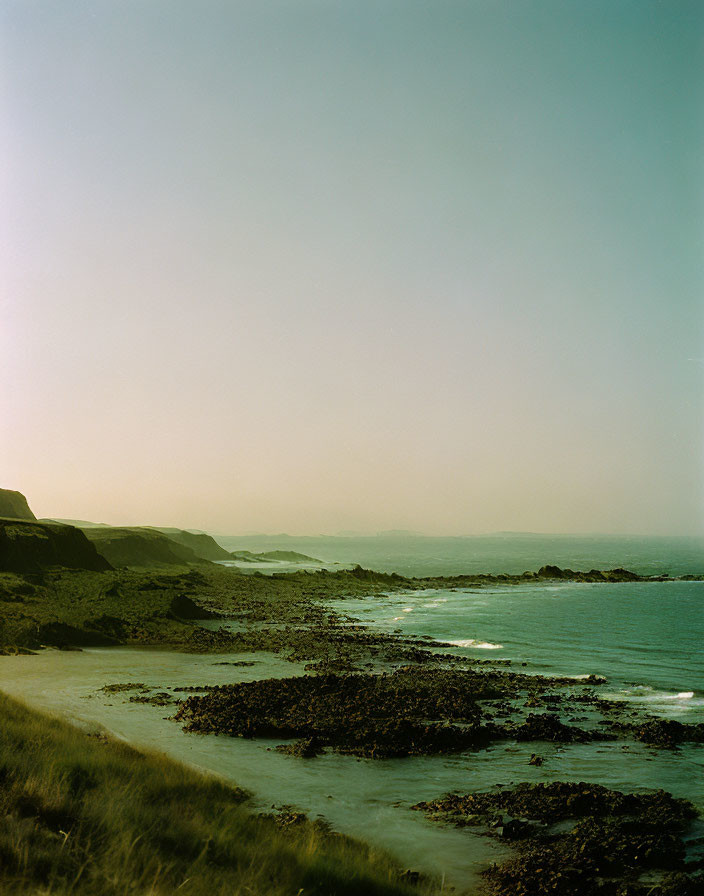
[46,522,230,562]
[81,527,211,568]
[0,519,112,573]
[153,527,232,561]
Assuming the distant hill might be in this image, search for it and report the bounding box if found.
[0,489,36,521]
[229,550,258,562]
[0,518,112,573]
[81,527,209,568]
[152,528,231,561]
[229,549,321,564]
[375,529,425,538]
[48,522,230,562]
[256,550,321,563]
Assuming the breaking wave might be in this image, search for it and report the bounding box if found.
[446,638,503,650]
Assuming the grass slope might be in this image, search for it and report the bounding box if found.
[0,692,425,896]
[0,489,36,520]
[152,528,232,561]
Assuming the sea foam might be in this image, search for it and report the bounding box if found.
[618,687,697,702]
[447,638,503,650]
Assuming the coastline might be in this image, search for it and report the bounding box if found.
[1,562,703,894]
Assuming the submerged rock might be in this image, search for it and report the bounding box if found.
[276,737,324,758]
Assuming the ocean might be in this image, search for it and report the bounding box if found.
[214,532,704,577]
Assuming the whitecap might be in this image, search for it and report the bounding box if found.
[402,608,414,613]
[447,638,503,650]
[619,688,696,702]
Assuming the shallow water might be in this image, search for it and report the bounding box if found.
[0,647,510,888]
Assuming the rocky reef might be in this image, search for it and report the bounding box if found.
[618,718,704,748]
[173,667,618,758]
[174,668,497,757]
[414,781,703,896]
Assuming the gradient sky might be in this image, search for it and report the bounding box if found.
[2,1,703,535]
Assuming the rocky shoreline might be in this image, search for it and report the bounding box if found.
[3,560,703,894]
[164,570,703,894]
[1,562,700,655]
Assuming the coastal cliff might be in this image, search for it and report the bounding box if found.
[0,519,112,573]
[152,527,232,561]
[81,527,210,568]
[0,488,37,521]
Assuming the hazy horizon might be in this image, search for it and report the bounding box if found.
[30,514,704,542]
[3,2,703,537]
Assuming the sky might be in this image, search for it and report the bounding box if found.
[2,1,703,535]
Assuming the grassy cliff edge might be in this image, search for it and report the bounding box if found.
[0,692,427,896]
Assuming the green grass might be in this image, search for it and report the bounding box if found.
[0,692,431,895]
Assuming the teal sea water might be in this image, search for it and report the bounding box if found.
[223,532,704,720]
[332,581,704,723]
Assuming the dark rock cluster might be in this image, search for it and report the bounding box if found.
[414,782,703,896]
[173,667,616,758]
[619,718,704,748]
[174,668,498,757]
[499,712,609,744]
